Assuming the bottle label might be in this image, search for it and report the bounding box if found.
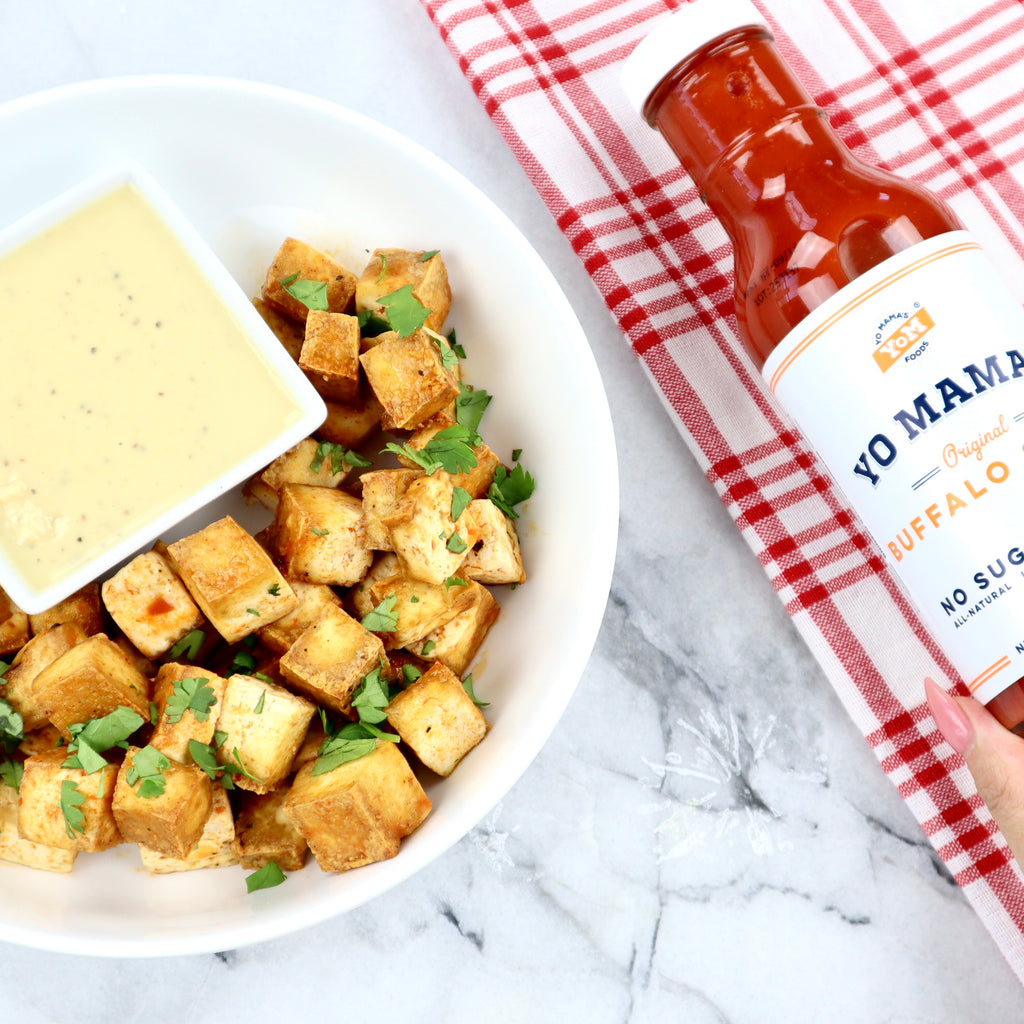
[763,230,1024,704]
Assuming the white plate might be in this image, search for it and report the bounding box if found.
[0,76,618,957]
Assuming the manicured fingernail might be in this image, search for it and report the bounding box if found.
[925,677,974,757]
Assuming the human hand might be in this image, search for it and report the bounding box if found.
[925,677,1024,864]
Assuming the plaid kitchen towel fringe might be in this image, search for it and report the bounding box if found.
[418,0,1024,982]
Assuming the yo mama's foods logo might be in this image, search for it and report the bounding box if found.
[873,305,934,373]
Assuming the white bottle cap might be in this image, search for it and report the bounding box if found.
[620,0,770,117]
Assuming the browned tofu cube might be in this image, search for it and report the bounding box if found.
[359,329,460,431]
[284,740,431,872]
[233,789,308,871]
[360,468,422,550]
[261,237,357,324]
[167,516,299,644]
[101,549,205,659]
[407,579,500,675]
[356,249,451,334]
[348,556,399,625]
[459,499,527,585]
[215,674,316,794]
[367,572,478,650]
[273,484,372,587]
[31,634,150,735]
[18,723,63,757]
[299,310,361,403]
[386,662,487,776]
[3,622,88,733]
[258,581,342,654]
[0,783,77,873]
[18,748,120,852]
[278,604,385,716]
[0,588,29,656]
[381,473,478,586]
[317,392,382,449]
[112,746,214,859]
[243,437,350,512]
[398,429,500,498]
[253,295,304,362]
[138,786,238,873]
[149,663,227,762]
[28,583,105,636]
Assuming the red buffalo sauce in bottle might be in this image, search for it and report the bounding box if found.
[622,0,1024,732]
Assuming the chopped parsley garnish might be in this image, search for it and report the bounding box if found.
[186,738,261,789]
[311,526,330,537]
[0,758,23,791]
[311,722,398,776]
[165,677,218,725]
[246,860,286,893]
[246,608,261,616]
[455,383,491,433]
[425,327,459,371]
[444,575,468,590]
[421,640,436,656]
[280,272,329,312]
[126,745,169,799]
[377,284,430,337]
[356,309,390,337]
[448,329,466,360]
[0,697,24,755]
[401,664,423,685]
[169,629,205,661]
[253,691,266,715]
[446,531,468,554]
[268,583,281,596]
[361,594,398,633]
[226,650,258,677]
[63,707,145,772]
[351,667,390,725]
[419,250,439,262]
[384,425,480,477]
[309,440,373,475]
[462,673,489,708]
[451,486,472,523]
[60,779,86,838]
[375,252,389,283]
[487,462,535,519]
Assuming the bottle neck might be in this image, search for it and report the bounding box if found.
[644,27,846,231]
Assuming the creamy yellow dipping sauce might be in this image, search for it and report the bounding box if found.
[0,181,304,592]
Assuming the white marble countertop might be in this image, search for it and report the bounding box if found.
[0,1,1021,1021]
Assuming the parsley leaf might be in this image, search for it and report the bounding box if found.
[351,667,390,725]
[451,486,472,523]
[253,691,266,714]
[444,575,468,590]
[311,722,399,776]
[126,745,170,799]
[356,309,390,337]
[169,629,205,661]
[308,440,370,475]
[0,758,23,791]
[425,328,459,372]
[0,697,24,755]
[60,779,86,838]
[446,531,468,554]
[419,249,440,262]
[165,676,218,725]
[361,594,398,633]
[423,426,479,474]
[462,673,490,707]
[187,739,223,784]
[383,441,442,476]
[246,860,287,893]
[421,640,436,656]
[280,273,329,312]
[377,284,430,337]
[487,462,536,519]
[63,707,145,772]
[455,383,491,434]
[401,664,423,685]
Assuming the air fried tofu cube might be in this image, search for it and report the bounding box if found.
[258,581,342,654]
[356,248,451,334]
[299,310,361,403]
[0,784,77,873]
[386,662,487,776]
[278,604,385,716]
[318,392,382,449]
[112,746,214,859]
[3,622,87,733]
[367,572,478,649]
[406,579,500,676]
[459,499,526,584]
[214,674,316,794]
[138,786,238,873]
[31,634,150,735]
[360,468,422,550]
[349,552,400,620]
[253,295,304,361]
[273,484,373,586]
[261,237,357,324]
[0,588,29,656]
[233,789,308,871]
[284,740,431,872]
[28,583,105,636]
[18,748,120,852]
[359,329,459,430]
[101,549,205,659]
[149,663,227,762]
[167,516,298,644]
[244,437,350,512]
[382,473,477,585]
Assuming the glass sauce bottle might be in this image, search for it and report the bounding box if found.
[622,0,1024,732]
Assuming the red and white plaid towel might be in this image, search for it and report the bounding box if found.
[419,0,1024,982]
